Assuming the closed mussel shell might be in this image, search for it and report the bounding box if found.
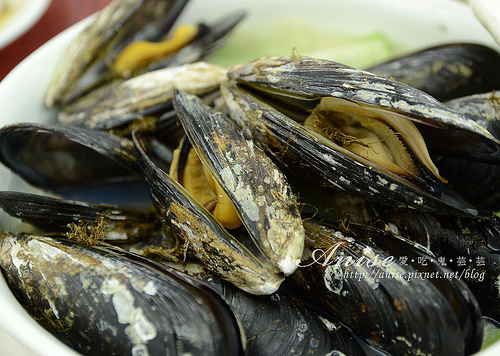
[208,280,366,356]
[444,92,500,134]
[284,219,475,355]
[0,233,245,355]
[166,263,366,356]
[368,205,500,322]
[314,216,484,355]
[367,43,500,102]
[0,123,153,207]
[435,92,500,210]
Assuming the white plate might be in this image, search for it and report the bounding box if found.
[0,0,51,49]
[0,0,499,355]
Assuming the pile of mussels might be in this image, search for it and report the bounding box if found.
[1,0,500,355]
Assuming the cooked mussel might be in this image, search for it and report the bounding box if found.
[299,187,500,324]
[367,43,500,102]
[58,62,228,131]
[316,216,484,355]
[143,10,246,72]
[0,123,137,189]
[221,56,497,216]
[45,0,191,107]
[226,56,500,160]
[207,279,366,356]
[444,91,500,136]
[56,7,246,132]
[0,233,245,355]
[284,218,484,355]
[132,90,304,294]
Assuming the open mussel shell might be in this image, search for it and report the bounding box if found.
[0,191,163,244]
[57,7,247,133]
[0,233,245,355]
[284,218,483,356]
[172,90,304,274]
[222,80,481,217]
[367,43,500,102]
[146,10,246,71]
[59,62,228,131]
[135,131,284,295]
[0,123,152,207]
[227,55,500,162]
[45,0,189,107]
[132,90,304,295]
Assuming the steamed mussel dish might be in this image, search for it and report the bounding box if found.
[1,0,500,355]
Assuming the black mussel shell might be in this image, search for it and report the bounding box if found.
[0,191,163,244]
[0,233,245,355]
[435,154,500,211]
[188,271,366,356]
[46,0,190,106]
[131,90,305,295]
[314,215,484,355]
[171,89,304,275]
[222,81,482,218]
[433,92,500,210]
[133,130,287,295]
[367,43,500,102]
[443,92,500,137]
[297,188,500,326]
[0,123,153,207]
[56,10,246,133]
[367,206,500,322]
[226,56,500,162]
[58,62,227,133]
[284,218,483,356]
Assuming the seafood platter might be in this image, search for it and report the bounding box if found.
[1,0,500,355]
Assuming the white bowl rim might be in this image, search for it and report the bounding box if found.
[0,0,51,49]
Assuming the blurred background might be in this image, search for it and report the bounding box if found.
[0,0,111,81]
